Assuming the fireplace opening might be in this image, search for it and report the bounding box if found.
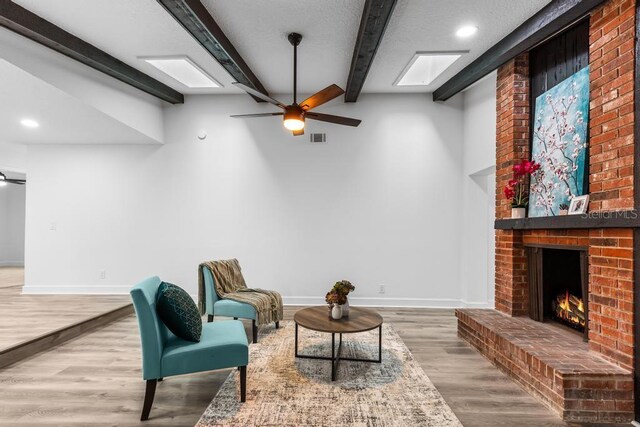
[542,249,585,332]
[527,246,588,340]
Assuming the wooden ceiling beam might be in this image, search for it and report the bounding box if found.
[0,1,184,104]
[345,0,398,103]
[433,0,607,102]
[156,0,269,103]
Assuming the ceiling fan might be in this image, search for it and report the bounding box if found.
[0,172,25,187]
[231,32,361,136]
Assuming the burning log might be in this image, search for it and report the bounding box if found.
[553,290,585,328]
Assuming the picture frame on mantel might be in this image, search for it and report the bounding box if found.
[568,195,589,215]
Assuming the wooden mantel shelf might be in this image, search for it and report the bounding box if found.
[495,212,640,230]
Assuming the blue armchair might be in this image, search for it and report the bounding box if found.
[130,276,249,421]
[201,266,279,343]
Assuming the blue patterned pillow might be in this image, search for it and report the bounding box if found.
[156,282,202,342]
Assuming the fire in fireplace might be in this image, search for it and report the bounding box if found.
[552,290,585,330]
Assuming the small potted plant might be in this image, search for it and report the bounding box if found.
[504,159,540,219]
[331,280,355,317]
[559,203,569,216]
[325,290,347,320]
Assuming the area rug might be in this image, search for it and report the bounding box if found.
[197,322,462,426]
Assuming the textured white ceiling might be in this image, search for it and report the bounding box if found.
[12,0,240,94]
[0,59,158,144]
[12,0,551,97]
[367,0,552,92]
[202,0,365,98]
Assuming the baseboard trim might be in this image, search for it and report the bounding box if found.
[22,287,493,309]
[283,296,492,308]
[0,262,24,267]
[22,285,132,294]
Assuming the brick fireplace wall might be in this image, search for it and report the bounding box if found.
[494,0,636,370]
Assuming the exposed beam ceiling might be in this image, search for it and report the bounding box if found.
[433,0,607,101]
[345,0,397,102]
[156,0,269,103]
[0,0,184,104]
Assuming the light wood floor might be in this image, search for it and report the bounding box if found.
[0,307,570,426]
[0,266,24,288]
[0,268,130,351]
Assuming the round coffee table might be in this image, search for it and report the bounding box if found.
[293,306,383,381]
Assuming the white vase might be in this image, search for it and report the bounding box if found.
[342,298,350,318]
[511,207,526,219]
[331,305,343,320]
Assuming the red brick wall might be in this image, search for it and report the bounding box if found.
[589,0,636,211]
[494,54,530,316]
[496,54,530,220]
[493,0,636,370]
[495,230,528,315]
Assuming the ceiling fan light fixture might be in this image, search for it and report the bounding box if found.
[283,107,305,131]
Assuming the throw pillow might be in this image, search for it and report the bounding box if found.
[156,282,202,342]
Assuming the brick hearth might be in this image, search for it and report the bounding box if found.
[457,0,637,423]
[457,310,633,423]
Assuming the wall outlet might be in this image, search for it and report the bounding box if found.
[378,284,385,294]
[99,270,106,280]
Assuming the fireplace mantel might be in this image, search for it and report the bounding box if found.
[495,213,640,230]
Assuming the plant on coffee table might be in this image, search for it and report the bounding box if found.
[325,290,347,307]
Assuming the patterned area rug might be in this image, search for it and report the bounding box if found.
[197,322,462,426]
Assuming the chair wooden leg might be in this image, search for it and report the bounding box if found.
[140,379,157,421]
[207,315,213,323]
[275,321,280,329]
[239,366,247,402]
[252,320,258,343]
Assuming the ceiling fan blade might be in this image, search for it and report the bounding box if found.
[231,112,284,118]
[292,129,304,136]
[299,84,345,111]
[306,112,361,127]
[6,180,25,184]
[232,83,286,108]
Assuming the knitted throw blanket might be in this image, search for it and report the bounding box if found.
[198,259,283,326]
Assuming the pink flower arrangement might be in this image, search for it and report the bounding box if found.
[504,159,541,208]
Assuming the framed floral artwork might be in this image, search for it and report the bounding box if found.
[528,66,589,217]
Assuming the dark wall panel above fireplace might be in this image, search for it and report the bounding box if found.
[529,19,590,99]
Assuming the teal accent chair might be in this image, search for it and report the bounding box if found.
[202,266,279,343]
[130,276,249,421]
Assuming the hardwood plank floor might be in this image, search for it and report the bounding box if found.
[0,266,24,288]
[0,268,131,351]
[0,306,570,426]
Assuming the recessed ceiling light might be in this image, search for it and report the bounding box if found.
[20,118,39,128]
[456,25,478,38]
[394,52,465,86]
[142,56,221,88]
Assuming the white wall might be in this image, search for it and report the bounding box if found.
[460,72,497,308]
[0,183,26,266]
[0,142,28,173]
[0,27,165,143]
[24,93,471,307]
[0,142,27,267]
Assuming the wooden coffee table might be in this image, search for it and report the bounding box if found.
[293,306,383,381]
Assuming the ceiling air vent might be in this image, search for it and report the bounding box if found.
[310,133,326,143]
